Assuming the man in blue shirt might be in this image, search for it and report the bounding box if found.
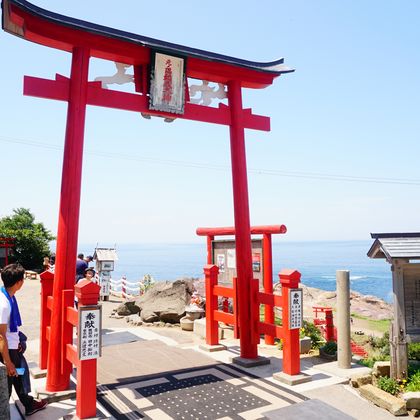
[75,253,88,282]
[0,264,48,416]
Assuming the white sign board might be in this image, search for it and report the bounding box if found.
[289,288,303,330]
[100,261,114,271]
[100,271,111,297]
[227,249,236,269]
[78,305,102,361]
[149,52,185,114]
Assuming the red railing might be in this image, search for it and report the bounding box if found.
[40,271,100,419]
[204,265,302,376]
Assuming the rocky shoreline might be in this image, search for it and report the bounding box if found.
[115,278,393,326]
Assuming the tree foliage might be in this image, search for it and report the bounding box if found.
[0,208,55,270]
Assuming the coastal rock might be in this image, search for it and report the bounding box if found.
[116,300,139,316]
[135,279,194,323]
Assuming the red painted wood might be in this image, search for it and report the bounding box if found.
[206,235,214,264]
[279,270,301,376]
[46,295,53,311]
[39,271,53,370]
[46,47,90,393]
[62,290,73,377]
[213,285,235,298]
[228,79,256,359]
[76,358,97,419]
[66,306,78,327]
[258,322,284,339]
[233,277,240,339]
[75,282,100,419]
[65,344,77,367]
[258,292,284,307]
[23,76,270,131]
[10,4,279,89]
[204,265,219,346]
[251,279,261,347]
[214,311,235,324]
[196,225,287,236]
[263,233,275,345]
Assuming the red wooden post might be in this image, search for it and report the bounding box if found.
[206,235,214,264]
[39,270,54,370]
[280,269,301,376]
[233,276,240,339]
[62,290,74,377]
[263,233,274,345]
[46,46,90,392]
[252,278,261,347]
[325,309,335,342]
[228,79,257,359]
[204,264,219,345]
[75,280,101,419]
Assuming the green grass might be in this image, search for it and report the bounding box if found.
[351,313,391,334]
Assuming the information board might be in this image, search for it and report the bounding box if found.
[289,288,303,330]
[404,268,420,337]
[78,305,102,361]
[212,239,263,286]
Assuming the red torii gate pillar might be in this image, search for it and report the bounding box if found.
[47,47,90,391]
[227,80,256,359]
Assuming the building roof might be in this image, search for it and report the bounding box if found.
[93,248,118,262]
[2,0,294,88]
[367,232,420,262]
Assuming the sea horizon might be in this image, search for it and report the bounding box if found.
[76,239,392,303]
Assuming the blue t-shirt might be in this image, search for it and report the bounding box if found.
[76,259,88,276]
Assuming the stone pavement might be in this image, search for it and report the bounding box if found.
[8,278,396,419]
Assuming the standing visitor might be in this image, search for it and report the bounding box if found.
[76,253,87,282]
[0,264,48,416]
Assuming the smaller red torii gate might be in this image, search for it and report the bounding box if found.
[197,224,287,347]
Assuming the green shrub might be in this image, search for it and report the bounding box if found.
[377,376,399,395]
[407,370,420,392]
[408,343,420,361]
[368,332,390,356]
[321,341,337,355]
[357,355,390,368]
[300,320,323,349]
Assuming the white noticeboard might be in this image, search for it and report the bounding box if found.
[100,271,111,297]
[289,288,303,330]
[78,305,102,361]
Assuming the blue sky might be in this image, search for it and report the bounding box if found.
[0,0,419,245]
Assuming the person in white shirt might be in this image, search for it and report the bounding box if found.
[0,263,48,416]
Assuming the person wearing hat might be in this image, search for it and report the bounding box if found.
[75,267,96,308]
[84,255,94,265]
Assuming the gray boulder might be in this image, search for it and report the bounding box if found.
[116,300,140,316]
[135,279,194,323]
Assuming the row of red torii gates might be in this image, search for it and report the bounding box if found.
[3,0,304,418]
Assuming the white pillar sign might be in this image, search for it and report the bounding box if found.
[289,288,303,330]
[78,305,102,361]
[100,271,111,297]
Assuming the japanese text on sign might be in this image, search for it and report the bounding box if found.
[78,306,102,361]
[289,289,303,330]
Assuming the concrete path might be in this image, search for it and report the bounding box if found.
[7,278,396,419]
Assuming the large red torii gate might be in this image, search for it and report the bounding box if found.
[2,0,294,394]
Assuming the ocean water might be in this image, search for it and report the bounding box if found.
[82,240,392,302]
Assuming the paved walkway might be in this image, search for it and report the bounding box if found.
[8,278,395,419]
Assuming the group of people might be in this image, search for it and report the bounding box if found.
[76,253,95,282]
